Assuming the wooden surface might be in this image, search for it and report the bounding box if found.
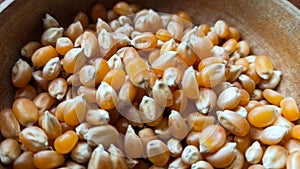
[0,0,299,108]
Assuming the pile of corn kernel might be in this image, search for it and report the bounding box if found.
[1,1,300,169]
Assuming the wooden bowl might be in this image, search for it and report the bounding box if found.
[0,0,299,109]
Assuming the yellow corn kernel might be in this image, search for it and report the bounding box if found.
[260,126,288,145]
[20,41,42,58]
[248,105,277,128]
[98,29,117,59]
[234,136,251,154]
[291,125,300,140]
[42,57,61,81]
[65,21,84,42]
[156,29,172,41]
[0,138,21,165]
[169,110,189,139]
[39,111,62,139]
[13,98,38,126]
[238,74,255,94]
[74,12,89,28]
[262,89,284,106]
[281,97,300,121]
[237,40,250,56]
[239,88,250,106]
[222,38,237,54]
[11,59,32,88]
[167,17,184,41]
[245,141,263,164]
[217,86,241,110]
[286,151,300,169]
[177,41,197,66]
[214,20,230,38]
[13,151,35,169]
[77,86,97,104]
[103,69,126,90]
[15,85,37,100]
[33,150,65,169]
[41,27,64,46]
[71,142,92,164]
[147,140,170,167]
[124,48,150,89]
[187,112,215,132]
[152,51,178,75]
[93,58,110,85]
[96,81,117,110]
[170,89,188,113]
[181,66,200,99]
[198,63,226,88]
[190,34,213,60]
[206,30,219,45]
[108,144,127,169]
[84,125,119,147]
[48,77,68,100]
[131,32,157,49]
[284,139,300,154]
[124,125,145,158]
[199,124,226,153]
[262,145,288,169]
[217,110,250,137]
[55,37,73,55]
[54,130,78,154]
[19,126,48,152]
[63,95,87,126]
[62,47,86,74]
[0,108,20,140]
[254,55,274,80]
[205,142,237,168]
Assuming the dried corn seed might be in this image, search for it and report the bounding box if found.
[77,86,97,103]
[48,77,68,100]
[62,47,86,73]
[167,18,184,41]
[234,136,251,154]
[152,51,178,75]
[199,124,226,154]
[13,97,38,126]
[190,34,213,60]
[205,142,237,168]
[63,95,87,126]
[187,112,215,132]
[170,89,188,112]
[0,138,21,165]
[41,27,64,46]
[286,151,300,169]
[139,96,163,124]
[181,66,200,99]
[181,145,201,165]
[152,79,173,107]
[138,128,157,147]
[169,110,189,139]
[124,125,144,158]
[251,89,263,101]
[245,141,263,164]
[19,126,48,152]
[236,40,250,56]
[147,139,170,167]
[254,55,274,80]
[291,125,300,140]
[160,38,177,54]
[96,81,117,110]
[33,150,65,169]
[284,139,300,154]
[39,111,62,139]
[156,28,172,41]
[0,108,20,140]
[239,88,250,106]
[13,151,35,169]
[195,88,217,114]
[91,2,106,22]
[262,145,288,169]
[262,89,283,106]
[186,131,201,147]
[87,145,112,169]
[103,69,126,90]
[78,65,96,87]
[214,20,229,38]
[238,74,255,94]
[260,125,288,145]
[177,41,197,66]
[74,12,89,28]
[108,144,127,169]
[11,59,32,88]
[15,85,37,100]
[198,63,226,88]
[222,38,237,54]
[21,41,42,58]
[33,92,55,113]
[167,138,183,157]
[85,108,110,126]
[43,13,60,29]
[246,63,262,85]
[168,157,189,169]
[55,37,74,55]
[84,125,119,147]
[191,160,214,169]
[247,105,277,128]
[258,70,281,89]
[54,130,78,154]
[42,57,61,80]
[217,86,241,110]
[217,110,250,137]
[225,149,244,169]
[93,58,110,85]
[281,97,300,121]
[65,21,84,42]
[75,122,91,140]
[98,29,117,59]
[162,67,181,87]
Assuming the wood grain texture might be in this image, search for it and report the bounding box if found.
[0,0,299,109]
